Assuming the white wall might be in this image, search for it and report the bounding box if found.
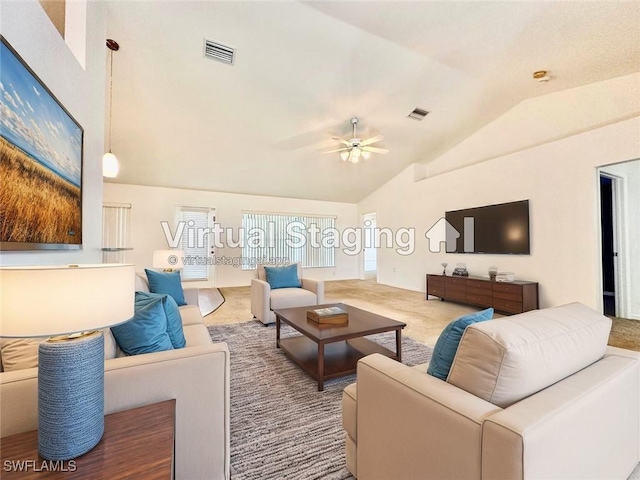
[103,183,360,287]
[599,160,640,319]
[0,1,105,266]
[359,112,640,311]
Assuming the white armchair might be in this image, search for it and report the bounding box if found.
[251,264,324,325]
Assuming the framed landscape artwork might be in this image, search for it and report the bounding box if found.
[0,36,83,250]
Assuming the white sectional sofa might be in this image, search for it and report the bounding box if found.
[0,274,230,480]
[343,303,640,479]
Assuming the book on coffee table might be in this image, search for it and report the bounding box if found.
[307,306,348,325]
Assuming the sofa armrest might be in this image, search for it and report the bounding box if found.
[301,278,324,303]
[482,355,639,480]
[104,343,230,480]
[355,354,500,480]
[251,278,271,323]
[0,343,231,480]
[183,287,199,307]
[180,304,204,326]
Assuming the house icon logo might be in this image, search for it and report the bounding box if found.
[425,217,475,253]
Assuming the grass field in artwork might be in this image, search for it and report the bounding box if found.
[0,137,81,244]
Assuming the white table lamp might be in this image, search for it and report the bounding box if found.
[153,249,185,271]
[0,264,135,460]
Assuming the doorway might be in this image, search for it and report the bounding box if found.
[363,212,377,279]
[599,174,617,316]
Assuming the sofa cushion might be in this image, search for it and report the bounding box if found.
[183,324,214,347]
[270,288,317,310]
[447,302,612,408]
[1,329,122,371]
[342,382,358,441]
[135,273,150,293]
[135,292,186,349]
[264,264,301,289]
[111,297,174,356]
[427,308,493,380]
[145,269,187,306]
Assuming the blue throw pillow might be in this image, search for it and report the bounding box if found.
[111,296,174,356]
[145,269,187,306]
[264,264,301,289]
[427,308,494,381]
[135,292,186,349]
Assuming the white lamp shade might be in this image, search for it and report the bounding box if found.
[0,264,135,337]
[153,250,185,269]
[103,152,119,178]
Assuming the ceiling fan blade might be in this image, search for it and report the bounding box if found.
[362,146,389,154]
[319,147,350,154]
[360,135,385,147]
[331,137,352,147]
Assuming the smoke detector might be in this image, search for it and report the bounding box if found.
[533,70,551,82]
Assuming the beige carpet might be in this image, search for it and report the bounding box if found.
[205,277,640,351]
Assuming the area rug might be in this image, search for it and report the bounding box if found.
[208,321,433,480]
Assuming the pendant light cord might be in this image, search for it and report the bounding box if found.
[108,49,113,153]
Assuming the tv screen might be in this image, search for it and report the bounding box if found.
[445,200,530,254]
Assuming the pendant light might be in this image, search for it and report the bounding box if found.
[103,39,120,178]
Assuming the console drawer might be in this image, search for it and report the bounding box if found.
[428,276,445,288]
[446,290,467,302]
[445,277,466,292]
[427,286,445,298]
[493,298,523,314]
[466,279,492,292]
[467,284,492,296]
[492,283,523,295]
[466,293,493,308]
[492,290,523,302]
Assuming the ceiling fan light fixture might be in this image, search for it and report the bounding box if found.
[351,147,361,159]
[362,151,371,160]
[340,151,350,162]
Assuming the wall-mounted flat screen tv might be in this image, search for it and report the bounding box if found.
[445,200,530,254]
[0,36,83,251]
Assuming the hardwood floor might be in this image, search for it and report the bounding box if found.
[207,277,640,351]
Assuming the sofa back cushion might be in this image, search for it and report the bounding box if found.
[447,302,612,408]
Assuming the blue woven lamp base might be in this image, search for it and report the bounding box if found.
[38,331,105,460]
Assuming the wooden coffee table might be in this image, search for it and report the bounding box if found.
[274,303,406,391]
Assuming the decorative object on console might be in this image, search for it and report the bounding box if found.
[307,306,348,325]
[0,36,83,251]
[152,249,185,271]
[319,117,388,164]
[0,264,135,460]
[145,269,187,306]
[488,266,498,281]
[441,262,448,276]
[103,39,120,178]
[452,263,469,277]
[496,272,515,282]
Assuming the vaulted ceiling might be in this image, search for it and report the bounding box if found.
[105,1,640,203]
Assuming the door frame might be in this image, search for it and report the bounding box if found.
[598,171,625,318]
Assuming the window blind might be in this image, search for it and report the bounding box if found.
[241,212,336,270]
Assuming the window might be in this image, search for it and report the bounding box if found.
[178,206,215,281]
[241,212,336,270]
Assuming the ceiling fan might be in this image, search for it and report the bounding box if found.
[320,117,388,164]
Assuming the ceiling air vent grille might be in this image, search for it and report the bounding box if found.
[203,38,235,65]
[408,108,429,121]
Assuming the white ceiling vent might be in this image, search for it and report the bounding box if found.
[408,108,429,121]
[203,38,235,65]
